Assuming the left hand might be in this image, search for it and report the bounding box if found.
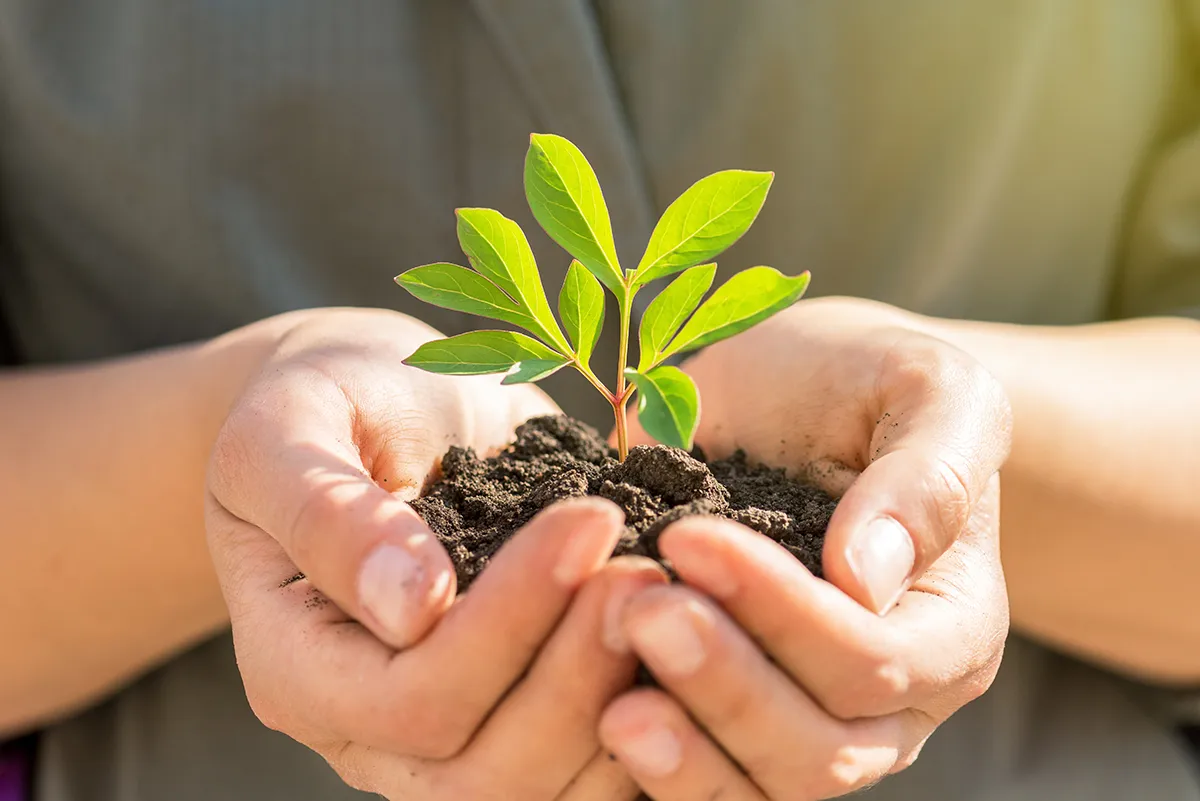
[601,297,1013,799]
[204,309,650,800]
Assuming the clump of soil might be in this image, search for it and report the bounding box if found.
[412,415,836,589]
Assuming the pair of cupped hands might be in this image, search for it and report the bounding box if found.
[204,297,1012,801]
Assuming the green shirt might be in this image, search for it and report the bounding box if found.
[3,2,1199,798]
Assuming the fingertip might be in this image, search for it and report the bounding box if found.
[601,553,671,582]
[599,556,671,654]
[657,514,755,553]
[657,516,777,600]
[824,513,915,616]
[617,581,680,619]
[825,448,958,614]
[546,495,627,551]
[532,496,626,589]
[356,521,458,648]
[405,525,460,623]
[539,493,626,522]
[599,690,685,779]
[570,494,628,526]
[599,688,674,741]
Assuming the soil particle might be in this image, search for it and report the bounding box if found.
[411,416,837,590]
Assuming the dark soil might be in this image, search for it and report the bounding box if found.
[411,415,837,590]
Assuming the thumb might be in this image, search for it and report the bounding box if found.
[208,371,542,650]
[822,343,1012,614]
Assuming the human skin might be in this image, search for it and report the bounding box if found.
[605,298,1011,798]
[0,311,294,736]
[0,308,649,799]
[3,297,1199,797]
[204,309,657,799]
[601,296,1200,799]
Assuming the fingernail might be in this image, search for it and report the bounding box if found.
[847,517,915,615]
[667,538,738,598]
[628,599,708,676]
[603,575,658,654]
[603,583,634,654]
[358,543,438,640]
[554,518,620,588]
[613,724,682,777]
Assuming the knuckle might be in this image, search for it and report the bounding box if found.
[229,621,301,740]
[808,744,880,798]
[324,747,378,794]
[285,488,341,567]
[824,654,912,719]
[888,710,939,776]
[958,357,1013,460]
[707,677,759,732]
[926,455,973,545]
[242,678,288,735]
[960,651,1004,705]
[408,725,471,761]
[207,413,256,498]
[884,334,998,416]
[533,679,597,735]
[881,337,949,394]
[966,354,1011,417]
[891,735,930,775]
[380,692,474,760]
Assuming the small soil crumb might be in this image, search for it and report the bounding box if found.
[411,416,836,590]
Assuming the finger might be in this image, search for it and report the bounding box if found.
[206,497,409,752]
[823,335,1011,613]
[206,497,624,760]
[600,689,765,801]
[208,368,461,648]
[400,498,626,757]
[659,515,1005,719]
[620,585,908,799]
[556,751,641,801]
[452,557,668,800]
[321,743,429,799]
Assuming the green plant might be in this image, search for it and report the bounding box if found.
[396,133,810,460]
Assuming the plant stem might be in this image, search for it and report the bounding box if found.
[577,361,615,404]
[613,396,629,461]
[614,284,635,460]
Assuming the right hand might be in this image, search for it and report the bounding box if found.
[205,309,660,799]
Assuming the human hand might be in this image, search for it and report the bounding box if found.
[206,309,656,799]
[603,296,1012,799]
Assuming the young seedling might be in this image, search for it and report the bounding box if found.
[396,134,810,460]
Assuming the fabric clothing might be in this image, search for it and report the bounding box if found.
[1,1,1199,799]
[0,740,30,801]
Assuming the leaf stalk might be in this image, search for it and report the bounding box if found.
[612,280,639,460]
[397,134,797,461]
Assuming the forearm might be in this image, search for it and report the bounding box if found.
[0,314,299,735]
[923,313,1200,683]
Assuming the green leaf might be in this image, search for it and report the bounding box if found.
[403,331,570,383]
[456,208,569,352]
[395,263,529,328]
[558,260,605,367]
[501,359,570,385]
[524,133,625,295]
[636,263,716,371]
[633,170,774,284]
[624,366,700,451]
[663,268,810,358]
